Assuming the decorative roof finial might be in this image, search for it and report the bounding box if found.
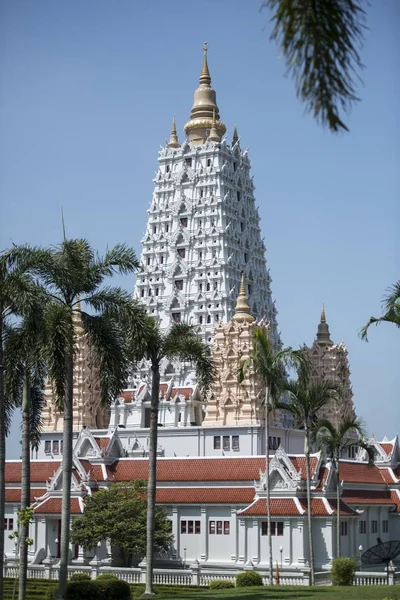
[232,273,255,323]
[167,116,181,148]
[184,43,226,144]
[321,303,326,323]
[199,41,211,86]
[232,123,239,146]
[209,109,220,142]
[316,303,333,345]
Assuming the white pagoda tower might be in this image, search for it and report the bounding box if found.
[134,44,280,380]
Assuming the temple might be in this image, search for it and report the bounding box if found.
[4,45,399,579]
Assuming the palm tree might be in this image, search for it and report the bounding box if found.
[129,319,215,595]
[360,280,400,340]
[21,239,146,600]
[313,416,375,558]
[4,303,47,600]
[239,327,307,586]
[277,370,341,586]
[0,248,43,599]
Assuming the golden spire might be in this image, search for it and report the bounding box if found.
[232,273,255,323]
[184,43,226,144]
[199,41,211,86]
[232,123,239,146]
[209,109,220,142]
[321,303,326,323]
[167,116,181,149]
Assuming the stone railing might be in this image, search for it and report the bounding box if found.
[3,561,398,587]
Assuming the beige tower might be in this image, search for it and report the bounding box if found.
[202,275,265,426]
[41,309,110,432]
[303,305,355,428]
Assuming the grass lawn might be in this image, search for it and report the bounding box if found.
[151,587,399,600]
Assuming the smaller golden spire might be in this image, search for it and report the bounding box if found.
[321,303,326,323]
[167,116,181,149]
[199,41,211,86]
[232,273,255,323]
[232,123,239,146]
[208,109,220,142]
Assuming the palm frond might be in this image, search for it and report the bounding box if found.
[264,0,366,132]
[360,280,400,340]
[102,244,140,275]
[162,325,216,393]
[43,303,72,411]
[82,312,130,405]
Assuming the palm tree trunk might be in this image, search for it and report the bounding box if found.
[265,388,273,585]
[304,427,315,586]
[0,315,5,600]
[144,361,160,595]
[57,349,74,600]
[336,461,340,558]
[18,376,30,600]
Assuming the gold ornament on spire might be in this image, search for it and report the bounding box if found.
[184,42,226,144]
[167,116,181,149]
[321,303,326,323]
[199,41,211,86]
[232,273,255,323]
[209,109,220,142]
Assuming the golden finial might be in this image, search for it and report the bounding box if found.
[199,41,211,86]
[209,109,220,142]
[321,303,326,323]
[232,123,239,146]
[167,116,181,149]
[232,273,255,323]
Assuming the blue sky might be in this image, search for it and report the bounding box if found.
[1,0,399,459]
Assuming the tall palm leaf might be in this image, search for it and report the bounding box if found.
[313,416,375,558]
[239,327,307,585]
[4,304,46,600]
[129,318,215,595]
[277,373,341,585]
[0,248,44,599]
[19,239,145,600]
[360,281,400,341]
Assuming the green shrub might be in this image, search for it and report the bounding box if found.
[97,578,131,600]
[66,581,101,600]
[236,571,263,587]
[210,579,235,589]
[331,557,356,586]
[95,573,119,582]
[70,573,92,582]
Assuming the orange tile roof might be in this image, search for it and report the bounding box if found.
[78,461,105,481]
[291,456,319,480]
[170,387,193,400]
[5,488,46,503]
[316,466,330,490]
[35,497,82,514]
[5,461,61,483]
[343,490,394,505]
[298,498,356,517]
[160,384,168,397]
[339,461,387,484]
[381,443,393,455]
[120,390,134,403]
[94,437,110,452]
[379,468,397,484]
[239,498,301,517]
[156,487,254,504]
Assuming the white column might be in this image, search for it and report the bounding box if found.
[172,507,179,561]
[237,519,246,564]
[230,508,237,562]
[200,507,207,562]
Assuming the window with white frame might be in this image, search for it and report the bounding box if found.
[382,520,388,533]
[341,522,348,536]
[371,520,378,534]
[181,520,200,534]
[209,520,230,535]
[359,520,367,534]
